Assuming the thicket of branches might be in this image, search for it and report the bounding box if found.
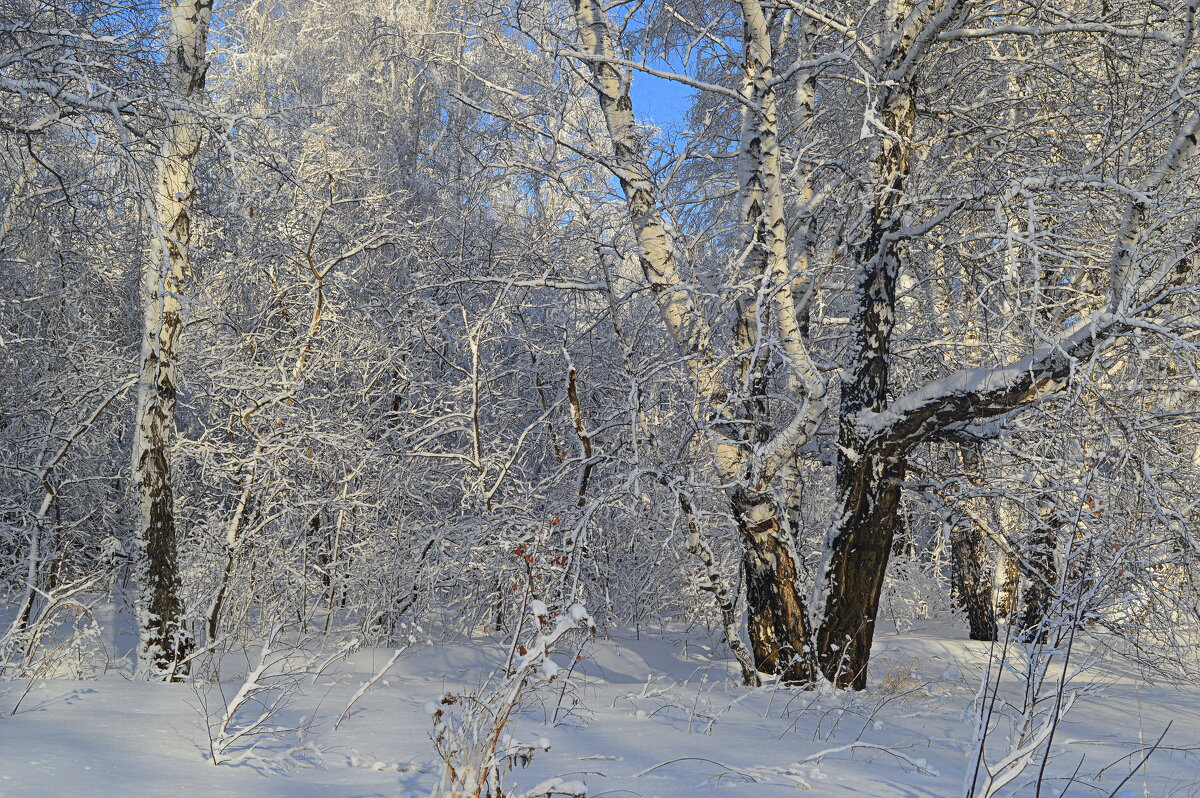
[3,0,1200,689]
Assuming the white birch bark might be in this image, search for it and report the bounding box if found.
[134,0,212,680]
[737,0,828,481]
[571,0,824,681]
[569,0,743,478]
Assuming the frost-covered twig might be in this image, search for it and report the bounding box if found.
[430,602,594,797]
[194,624,347,771]
[334,634,415,731]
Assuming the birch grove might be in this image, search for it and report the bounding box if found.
[1,0,1200,698]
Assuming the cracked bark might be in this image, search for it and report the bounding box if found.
[134,0,211,680]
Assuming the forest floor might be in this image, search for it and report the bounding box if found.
[1,606,1198,797]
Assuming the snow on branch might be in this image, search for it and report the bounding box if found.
[859,315,1118,451]
[430,603,595,798]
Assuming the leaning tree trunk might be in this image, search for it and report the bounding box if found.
[570,0,823,682]
[134,0,211,680]
[813,0,965,689]
[815,49,915,689]
[678,493,761,686]
[817,448,906,688]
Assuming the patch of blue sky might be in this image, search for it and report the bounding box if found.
[629,70,695,129]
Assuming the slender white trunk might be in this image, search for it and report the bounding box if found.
[570,0,819,680]
[134,0,211,680]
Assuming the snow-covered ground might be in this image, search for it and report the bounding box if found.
[1,609,1197,797]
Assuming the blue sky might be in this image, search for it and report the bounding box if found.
[629,71,694,128]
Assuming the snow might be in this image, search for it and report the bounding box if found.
[855,315,1115,438]
[1,611,1198,797]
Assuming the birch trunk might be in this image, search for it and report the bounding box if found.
[732,489,811,681]
[731,0,824,683]
[134,0,211,680]
[570,0,817,681]
[994,548,1020,626]
[679,493,761,687]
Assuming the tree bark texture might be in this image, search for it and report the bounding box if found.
[134,0,211,679]
[952,446,998,640]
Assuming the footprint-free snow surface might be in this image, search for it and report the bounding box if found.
[1,615,1198,797]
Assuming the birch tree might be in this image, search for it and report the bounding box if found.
[8,0,1200,696]
[1,0,156,667]
[134,0,213,679]
[553,0,1200,686]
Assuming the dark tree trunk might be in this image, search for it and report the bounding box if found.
[950,518,997,641]
[732,489,813,683]
[206,547,235,643]
[1019,509,1058,643]
[812,17,918,686]
[951,445,998,641]
[141,446,191,678]
[817,448,905,689]
[817,207,906,688]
